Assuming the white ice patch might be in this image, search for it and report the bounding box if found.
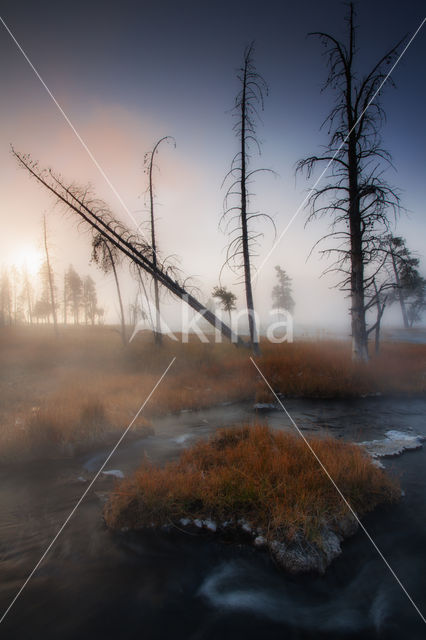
[180,518,191,526]
[358,430,424,459]
[203,519,217,532]
[102,469,124,479]
[238,519,253,533]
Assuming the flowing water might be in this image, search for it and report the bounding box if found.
[0,397,425,639]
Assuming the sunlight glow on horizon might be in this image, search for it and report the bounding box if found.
[11,246,44,276]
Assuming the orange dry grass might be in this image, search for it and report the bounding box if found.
[0,325,425,460]
[104,424,400,542]
[255,340,426,400]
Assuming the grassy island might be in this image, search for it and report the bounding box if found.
[104,424,400,573]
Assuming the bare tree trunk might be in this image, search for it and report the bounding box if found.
[137,269,155,331]
[348,173,368,361]
[148,138,168,346]
[374,289,386,356]
[240,53,259,356]
[345,18,368,362]
[43,215,58,336]
[105,242,126,346]
[389,241,409,328]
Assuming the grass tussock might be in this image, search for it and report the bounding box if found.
[104,424,400,543]
[0,325,425,460]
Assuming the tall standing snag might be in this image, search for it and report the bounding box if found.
[42,215,58,335]
[297,4,403,361]
[144,136,175,346]
[222,43,273,355]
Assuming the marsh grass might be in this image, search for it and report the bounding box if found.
[104,424,400,543]
[0,325,424,460]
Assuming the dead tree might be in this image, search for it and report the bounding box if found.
[42,215,58,334]
[144,136,175,346]
[365,278,388,355]
[297,3,403,361]
[221,43,273,356]
[12,149,245,346]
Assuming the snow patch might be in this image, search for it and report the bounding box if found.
[179,517,191,526]
[358,430,424,459]
[203,519,217,532]
[238,518,253,533]
[102,469,124,479]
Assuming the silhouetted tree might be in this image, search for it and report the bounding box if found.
[82,275,98,325]
[221,43,273,355]
[19,266,33,324]
[212,286,237,327]
[33,297,52,323]
[144,136,175,345]
[271,266,294,315]
[37,261,55,322]
[387,236,425,328]
[407,286,426,327]
[365,277,388,354]
[65,265,83,324]
[0,269,12,326]
[92,234,127,345]
[297,3,403,361]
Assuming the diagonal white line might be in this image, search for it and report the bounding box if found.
[250,356,426,625]
[0,356,176,626]
[0,15,142,234]
[255,15,426,280]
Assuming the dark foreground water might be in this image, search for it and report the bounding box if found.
[0,397,425,639]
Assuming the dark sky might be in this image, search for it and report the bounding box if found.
[0,0,425,327]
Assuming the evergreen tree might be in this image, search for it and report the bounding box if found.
[271,266,295,315]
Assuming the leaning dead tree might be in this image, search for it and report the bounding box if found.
[221,42,273,356]
[12,149,245,346]
[144,136,175,346]
[297,3,403,361]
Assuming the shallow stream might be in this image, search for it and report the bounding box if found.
[1,397,425,639]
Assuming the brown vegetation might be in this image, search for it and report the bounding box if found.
[104,424,400,545]
[0,325,425,460]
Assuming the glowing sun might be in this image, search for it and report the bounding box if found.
[13,247,44,276]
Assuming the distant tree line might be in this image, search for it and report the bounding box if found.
[0,262,104,327]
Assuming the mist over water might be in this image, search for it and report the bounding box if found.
[1,397,425,639]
